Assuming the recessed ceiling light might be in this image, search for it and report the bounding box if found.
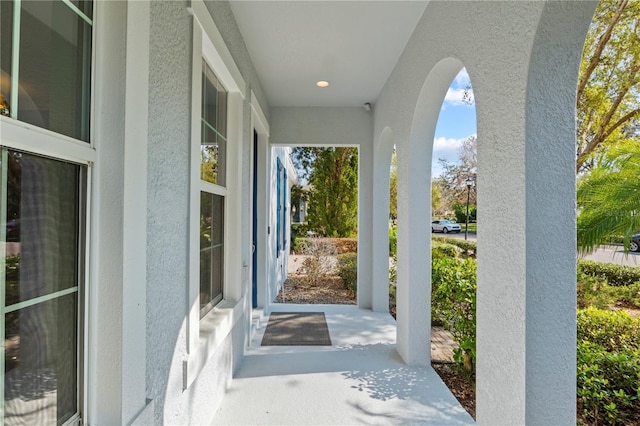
[316,80,330,88]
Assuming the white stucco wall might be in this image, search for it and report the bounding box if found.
[267,146,296,305]
[87,0,273,424]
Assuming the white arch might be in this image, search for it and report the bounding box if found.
[396,57,465,365]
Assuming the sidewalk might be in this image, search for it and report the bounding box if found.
[212,305,473,425]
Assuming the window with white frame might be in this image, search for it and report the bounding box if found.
[1,0,93,424]
[199,60,227,318]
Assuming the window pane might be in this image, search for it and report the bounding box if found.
[69,0,93,18]
[18,0,92,141]
[4,293,78,425]
[200,192,224,317]
[1,0,13,117]
[202,62,218,130]
[4,150,83,307]
[200,124,226,187]
[201,61,226,186]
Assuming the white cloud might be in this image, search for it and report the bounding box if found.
[453,68,471,89]
[443,87,468,107]
[433,136,463,163]
[442,68,474,107]
[431,134,476,177]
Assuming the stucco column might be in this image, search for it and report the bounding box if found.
[396,132,431,366]
[474,2,594,424]
[357,131,374,309]
[371,130,394,313]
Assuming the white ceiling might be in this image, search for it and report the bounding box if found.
[229,1,429,108]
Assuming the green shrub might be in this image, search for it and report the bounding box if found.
[578,259,640,287]
[453,203,476,224]
[577,341,640,425]
[290,224,307,254]
[293,237,311,254]
[578,271,640,310]
[434,236,477,258]
[432,241,462,259]
[577,271,613,309]
[577,308,640,424]
[389,225,397,256]
[577,307,640,352]
[389,252,397,286]
[432,255,477,372]
[337,253,358,293]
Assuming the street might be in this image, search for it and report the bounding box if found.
[581,245,640,267]
[433,232,639,267]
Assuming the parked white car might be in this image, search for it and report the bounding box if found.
[431,219,461,234]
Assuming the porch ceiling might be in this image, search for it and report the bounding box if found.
[229,1,429,107]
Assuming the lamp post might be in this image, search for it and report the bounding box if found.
[465,177,473,240]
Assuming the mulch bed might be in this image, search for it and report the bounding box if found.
[276,274,356,304]
[432,363,476,420]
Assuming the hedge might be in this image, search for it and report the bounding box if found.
[577,308,640,424]
[293,237,357,254]
[578,259,640,287]
[434,236,477,258]
[337,253,357,293]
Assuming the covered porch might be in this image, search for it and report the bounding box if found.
[213,304,473,425]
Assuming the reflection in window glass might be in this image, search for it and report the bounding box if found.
[69,0,93,17]
[200,192,224,317]
[4,150,81,306]
[201,61,227,185]
[0,0,13,117]
[2,149,85,425]
[4,294,78,425]
[18,0,92,141]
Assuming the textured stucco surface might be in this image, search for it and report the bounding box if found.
[523,2,597,423]
[370,1,595,423]
[147,1,192,423]
[142,1,271,423]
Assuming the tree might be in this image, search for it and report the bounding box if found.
[436,135,477,213]
[576,0,640,173]
[292,147,358,237]
[431,181,442,215]
[577,141,640,254]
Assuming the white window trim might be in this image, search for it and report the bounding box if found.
[1,2,96,421]
[0,88,94,426]
[184,2,246,389]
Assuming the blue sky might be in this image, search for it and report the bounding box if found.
[431,68,477,177]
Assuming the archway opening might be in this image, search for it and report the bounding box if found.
[274,145,360,307]
[430,67,477,419]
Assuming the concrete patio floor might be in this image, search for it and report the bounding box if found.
[212,304,474,425]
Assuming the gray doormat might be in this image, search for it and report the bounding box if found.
[261,312,332,346]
